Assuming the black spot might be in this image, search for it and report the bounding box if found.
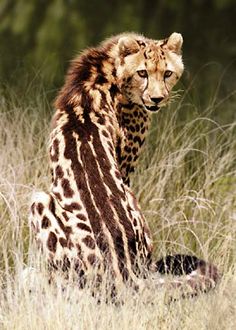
[87,253,97,265]
[141,127,146,134]
[50,139,59,162]
[129,125,135,133]
[102,130,109,138]
[77,223,92,233]
[83,235,96,249]
[95,74,108,85]
[61,178,74,198]
[37,203,44,215]
[76,213,87,222]
[62,211,70,222]
[49,196,56,214]
[42,216,51,229]
[132,147,137,155]
[109,84,120,100]
[126,77,132,83]
[54,192,62,201]
[97,115,105,125]
[124,146,131,153]
[59,237,67,247]
[64,202,82,212]
[47,232,57,253]
[127,155,132,162]
[55,165,64,179]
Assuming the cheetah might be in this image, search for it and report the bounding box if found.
[30,32,219,295]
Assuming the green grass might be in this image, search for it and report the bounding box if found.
[0,81,236,329]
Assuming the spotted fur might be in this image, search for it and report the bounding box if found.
[30,32,219,295]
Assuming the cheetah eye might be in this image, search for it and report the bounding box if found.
[164,70,173,79]
[137,70,148,78]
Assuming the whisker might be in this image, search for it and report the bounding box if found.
[166,89,184,105]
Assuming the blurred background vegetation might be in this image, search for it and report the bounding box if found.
[1,5,236,320]
[0,0,236,120]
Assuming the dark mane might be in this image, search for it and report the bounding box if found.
[55,42,116,110]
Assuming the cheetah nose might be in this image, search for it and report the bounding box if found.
[150,97,164,104]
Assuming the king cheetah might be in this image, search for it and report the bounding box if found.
[30,32,219,295]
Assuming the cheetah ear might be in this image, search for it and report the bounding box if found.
[118,36,140,57]
[166,32,183,55]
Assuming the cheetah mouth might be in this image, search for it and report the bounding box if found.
[145,105,160,112]
[141,98,160,112]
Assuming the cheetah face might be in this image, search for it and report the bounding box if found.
[116,33,184,112]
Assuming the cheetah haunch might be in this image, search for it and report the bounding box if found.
[30,32,219,295]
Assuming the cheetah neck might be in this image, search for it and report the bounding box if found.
[53,41,152,185]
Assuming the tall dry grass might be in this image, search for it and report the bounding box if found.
[0,80,236,329]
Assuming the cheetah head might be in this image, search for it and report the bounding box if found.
[116,33,184,112]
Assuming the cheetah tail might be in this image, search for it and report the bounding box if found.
[154,254,220,294]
